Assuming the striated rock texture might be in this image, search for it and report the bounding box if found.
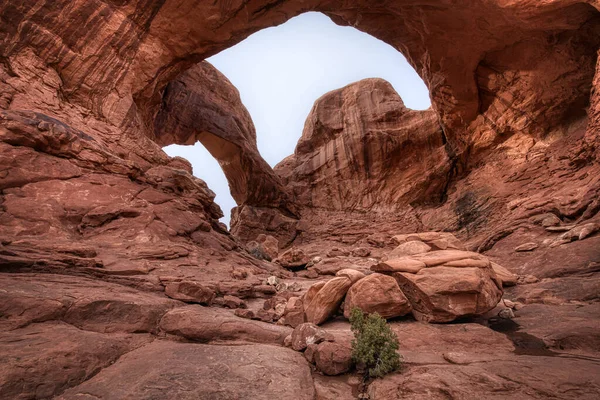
[276,78,449,211]
[343,273,412,319]
[153,61,298,229]
[0,1,600,399]
[58,341,315,400]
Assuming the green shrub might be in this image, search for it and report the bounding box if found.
[349,307,401,379]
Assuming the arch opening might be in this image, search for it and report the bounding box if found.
[162,12,431,227]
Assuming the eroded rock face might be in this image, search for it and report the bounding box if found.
[0,1,600,399]
[0,322,150,400]
[160,306,291,345]
[275,79,449,211]
[58,341,316,400]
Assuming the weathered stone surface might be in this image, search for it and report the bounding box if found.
[0,1,599,398]
[304,277,353,325]
[283,296,306,328]
[275,79,449,212]
[247,234,280,261]
[160,306,291,345]
[394,266,503,323]
[515,242,539,252]
[313,340,353,376]
[313,374,357,400]
[343,273,412,319]
[58,341,315,400]
[291,323,334,351]
[392,232,466,251]
[335,268,366,283]
[368,357,600,400]
[373,258,427,274]
[491,262,518,287]
[153,62,294,215]
[304,281,327,311]
[0,273,178,333]
[277,247,311,269]
[0,322,149,400]
[164,281,215,305]
[387,241,432,258]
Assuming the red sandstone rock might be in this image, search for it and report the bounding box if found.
[394,267,503,323]
[343,273,412,319]
[313,340,353,376]
[335,268,366,283]
[0,322,150,400]
[58,341,315,400]
[275,79,449,212]
[283,297,306,328]
[304,278,353,325]
[291,323,334,351]
[160,305,291,345]
[247,234,280,261]
[0,1,599,398]
[164,281,215,305]
[277,247,311,269]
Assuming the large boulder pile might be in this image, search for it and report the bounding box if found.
[285,232,509,325]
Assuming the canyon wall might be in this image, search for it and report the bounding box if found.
[275,79,449,211]
[1,1,600,399]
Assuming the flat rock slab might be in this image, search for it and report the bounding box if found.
[0,273,179,333]
[368,355,600,399]
[59,341,315,400]
[160,305,292,345]
[0,322,150,400]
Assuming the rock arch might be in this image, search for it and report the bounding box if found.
[1,1,600,244]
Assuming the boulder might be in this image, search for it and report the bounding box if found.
[247,234,279,261]
[372,258,427,274]
[515,242,538,252]
[164,281,215,305]
[336,268,365,283]
[303,281,327,311]
[313,340,353,376]
[491,262,518,287]
[0,322,150,400]
[283,297,306,328]
[343,273,412,319]
[387,241,432,258]
[291,323,334,351]
[160,306,291,345]
[352,247,372,257]
[304,278,352,325]
[221,295,247,309]
[277,248,310,269]
[412,250,489,268]
[392,232,466,251]
[394,267,503,323]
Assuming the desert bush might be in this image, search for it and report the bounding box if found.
[349,307,401,379]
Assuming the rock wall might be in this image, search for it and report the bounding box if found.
[586,50,600,158]
[0,0,598,247]
[275,79,449,211]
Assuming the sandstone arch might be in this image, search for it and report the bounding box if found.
[2,1,598,150]
[152,61,296,214]
[1,1,599,245]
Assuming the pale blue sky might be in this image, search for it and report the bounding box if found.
[164,12,430,226]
